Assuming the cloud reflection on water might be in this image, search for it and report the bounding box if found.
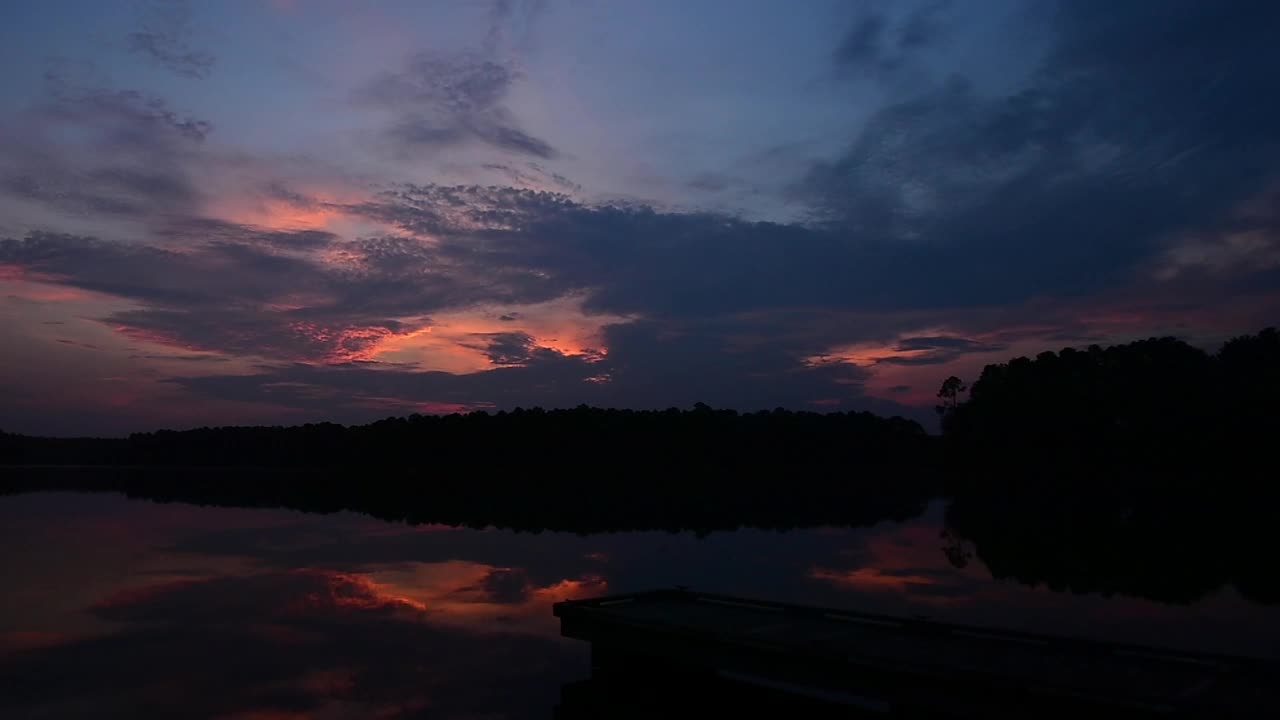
[2,492,1279,718]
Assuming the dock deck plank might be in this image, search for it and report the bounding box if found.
[554,589,1278,716]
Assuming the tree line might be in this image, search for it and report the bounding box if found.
[937,327,1280,605]
[0,405,935,534]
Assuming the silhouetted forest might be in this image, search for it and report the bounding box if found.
[0,406,934,533]
[940,327,1280,473]
[939,328,1280,605]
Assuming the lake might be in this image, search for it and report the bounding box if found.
[2,491,1277,718]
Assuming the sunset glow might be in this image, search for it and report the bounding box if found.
[1,0,1277,434]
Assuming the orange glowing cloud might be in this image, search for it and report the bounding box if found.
[809,567,938,592]
[287,571,427,615]
[112,324,207,353]
[283,321,410,363]
[92,570,431,623]
[365,560,607,636]
[1,264,105,303]
[804,328,1010,406]
[206,185,391,238]
[806,340,942,368]
[366,294,631,373]
[530,576,609,603]
[8,284,95,302]
[346,396,489,415]
[809,520,985,603]
[803,317,1165,407]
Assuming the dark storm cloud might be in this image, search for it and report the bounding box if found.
[0,232,402,362]
[108,308,407,361]
[473,331,541,366]
[359,51,556,158]
[808,0,1280,304]
[330,233,566,315]
[1,228,537,362]
[127,0,215,79]
[0,233,324,309]
[346,183,1014,317]
[347,185,862,317]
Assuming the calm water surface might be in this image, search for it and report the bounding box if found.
[2,491,1277,718]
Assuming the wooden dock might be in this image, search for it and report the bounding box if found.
[553,589,1279,717]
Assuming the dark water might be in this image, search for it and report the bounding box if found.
[2,492,1278,718]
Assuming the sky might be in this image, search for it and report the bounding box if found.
[1,0,1278,435]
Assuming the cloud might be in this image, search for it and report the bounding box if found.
[473,331,541,366]
[93,569,427,624]
[835,13,888,68]
[0,78,210,224]
[111,309,410,362]
[807,1,1280,309]
[342,182,1086,319]
[156,217,338,250]
[358,51,556,159]
[4,155,1267,426]
[833,1,951,75]
[806,330,1006,372]
[128,0,215,79]
[481,162,581,192]
[457,567,533,604]
[156,316,920,423]
[0,569,571,719]
[346,185,900,318]
[42,84,213,143]
[1155,188,1280,280]
[898,1,950,49]
[877,335,1005,366]
[5,0,1280,431]
[0,233,325,310]
[484,0,549,55]
[0,232,414,363]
